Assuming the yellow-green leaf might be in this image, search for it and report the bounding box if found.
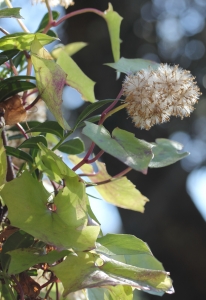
[69,155,149,212]
[57,50,95,103]
[52,42,88,59]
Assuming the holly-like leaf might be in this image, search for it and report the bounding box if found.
[1,171,100,251]
[103,3,123,63]
[82,122,153,172]
[18,136,47,149]
[0,135,7,186]
[0,32,57,51]
[52,42,88,59]
[26,121,64,138]
[31,38,70,130]
[0,49,19,65]
[7,248,69,275]
[87,285,133,300]
[0,7,23,19]
[58,138,85,154]
[69,155,149,212]
[149,138,189,168]
[105,57,159,74]
[57,50,96,103]
[51,252,173,297]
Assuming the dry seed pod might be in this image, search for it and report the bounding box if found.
[0,95,27,126]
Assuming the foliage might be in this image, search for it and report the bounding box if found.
[0,1,193,299]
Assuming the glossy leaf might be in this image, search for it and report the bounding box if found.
[1,230,34,272]
[7,248,69,275]
[51,252,173,297]
[87,285,133,300]
[0,32,57,51]
[149,138,189,168]
[0,135,7,186]
[0,76,36,102]
[82,122,153,172]
[0,49,19,65]
[9,121,40,131]
[69,155,149,212]
[74,99,114,130]
[0,7,23,19]
[31,38,70,130]
[105,57,159,74]
[77,115,101,128]
[58,138,85,154]
[103,3,123,62]
[57,50,95,103]
[37,11,60,32]
[26,121,64,138]
[5,146,33,163]
[1,171,100,251]
[18,135,47,149]
[52,42,88,59]
[96,234,152,256]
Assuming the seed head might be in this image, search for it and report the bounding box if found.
[33,0,74,8]
[122,64,201,130]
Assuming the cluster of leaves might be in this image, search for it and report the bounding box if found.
[0,4,188,300]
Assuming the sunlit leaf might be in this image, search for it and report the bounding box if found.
[7,248,69,275]
[52,42,88,59]
[31,38,70,130]
[149,138,189,168]
[1,171,100,251]
[82,122,153,172]
[0,32,57,51]
[69,155,149,212]
[18,136,47,149]
[0,7,23,19]
[87,285,133,300]
[103,3,123,63]
[5,146,33,163]
[51,252,173,297]
[26,121,64,138]
[0,135,7,186]
[105,57,159,74]
[57,50,96,103]
[58,138,85,154]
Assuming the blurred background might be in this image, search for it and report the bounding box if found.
[1,0,206,299]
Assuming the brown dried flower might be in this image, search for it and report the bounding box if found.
[122,64,201,130]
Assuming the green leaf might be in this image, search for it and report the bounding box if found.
[26,121,64,138]
[0,76,36,102]
[58,138,85,154]
[57,50,96,103]
[74,99,115,130]
[0,7,23,19]
[18,135,47,149]
[52,42,88,59]
[31,38,70,130]
[0,135,7,186]
[149,138,189,168]
[0,32,57,51]
[87,285,133,300]
[37,11,60,32]
[69,156,148,212]
[0,230,34,272]
[1,171,100,251]
[5,146,33,163]
[105,57,159,74]
[0,281,15,300]
[7,248,69,275]
[82,122,153,172]
[0,49,19,65]
[103,3,123,62]
[96,234,152,256]
[51,252,173,297]
[77,115,101,128]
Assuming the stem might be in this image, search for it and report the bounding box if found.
[11,275,24,300]
[9,59,18,76]
[43,8,104,33]
[16,123,29,139]
[103,103,128,121]
[51,130,73,151]
[0,27,9,35]
[87,150,104,163]
[2,130,15,181]
[44,282,54,299]
[25,94,41,111]
[56,282,59,300]
[5,0,30,33]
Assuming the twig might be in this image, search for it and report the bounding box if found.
[44,282,54,299]
[2,130,15,181]
[16,123,29,139]
[11,275,24,300]
[24,94,41,111]
[5,0,30,33]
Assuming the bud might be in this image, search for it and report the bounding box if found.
[122,64,201,130]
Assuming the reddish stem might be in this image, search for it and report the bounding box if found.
[11,275,24,300]
[16,123,29,139]
[87,150,104,163]
[25,94,41,111]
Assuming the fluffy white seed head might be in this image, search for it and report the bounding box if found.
[122,64,201,130]
[33,0,74,8]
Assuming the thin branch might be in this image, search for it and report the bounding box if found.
[2,130,15,181]
[24,94,41,111]
[0,27,9,35]
[11,275,24,300]
[5,0,30,32]
[44,282,54,299]
[16,123,29,139]
[56,282,59,300]
[87,150,104,164]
